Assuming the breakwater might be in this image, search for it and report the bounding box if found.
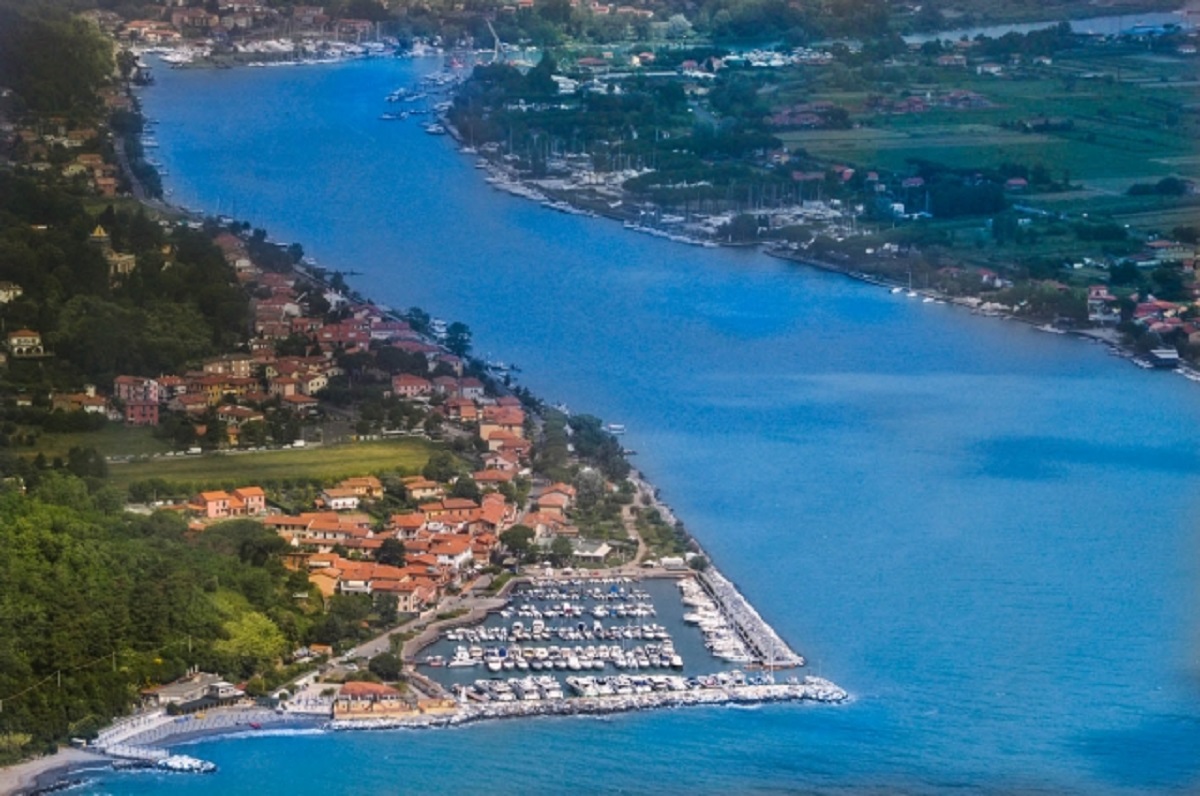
[694,569,806,668]
[329,677,847,731]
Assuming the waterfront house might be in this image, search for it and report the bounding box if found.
[334,682,409,718]
[372,578,435,614]
[524,510,576,539]
[430,534,474,570]
[1087,285,1120,325]
[142,673,244,709]
[335,561,408,595]
[573,540,612,562]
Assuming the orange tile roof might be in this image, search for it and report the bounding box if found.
[339,681,400,698]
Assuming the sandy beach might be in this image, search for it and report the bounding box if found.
[0,747,109,795]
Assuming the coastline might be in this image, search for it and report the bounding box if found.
[761,245,1200,377]
[2,65,848,788]
[0,748,109,796]
[137,49,1192,380]
[442,118,1195,380]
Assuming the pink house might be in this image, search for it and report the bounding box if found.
[392,373,433,398]
[192,486,267,518]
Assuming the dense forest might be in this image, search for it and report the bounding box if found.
[0,0,112,116]
[0,174,250,390]
[0,475,320,763]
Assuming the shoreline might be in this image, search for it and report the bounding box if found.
[0,748,109,796]
[142,47,1192,378]
[13,670,846,792]
[6,72,847,786]
[761,246,1200,380]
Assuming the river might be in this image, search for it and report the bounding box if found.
[903,8,1192,42]
[82,56,1200,794]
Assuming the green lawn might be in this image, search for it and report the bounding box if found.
[35,425,171,458]
[106,437,435,490]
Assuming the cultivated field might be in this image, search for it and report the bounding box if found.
[779,49,1199,192]
[107,437,434,489]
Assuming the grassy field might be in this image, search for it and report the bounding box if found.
[106,437,435,489]
[779,49,1199,192]
[34,426,172,459]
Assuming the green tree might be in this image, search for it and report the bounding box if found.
[368,652,403,681]
[500,524,535,557]
[214,612,289,675]
[450,475,481,502]
[377,537,406,567]
[444,322,472,357]
[422,450,458,482]
[550,535,574,565]
[0,6,112,114]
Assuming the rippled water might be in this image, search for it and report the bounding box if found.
[78,57,1200,793]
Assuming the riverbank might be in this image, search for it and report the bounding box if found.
[19,60,847,787]
[762,245,1200,380]
[73,50,1200,792]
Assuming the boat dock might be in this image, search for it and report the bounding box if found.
[329,676,846,731]
[695,568,806,668]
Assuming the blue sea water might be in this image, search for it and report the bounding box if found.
[87,57,1200,793]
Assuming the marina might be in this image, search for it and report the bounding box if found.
[328,676,847,731]
[414,573,808,693]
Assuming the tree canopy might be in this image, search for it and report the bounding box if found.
[0,474,328,762]
[0,2,112,115]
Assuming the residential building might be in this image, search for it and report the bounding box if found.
[7,329,44,358]
[392,373,433,399]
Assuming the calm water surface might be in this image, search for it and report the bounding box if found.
[84,57,1200,793]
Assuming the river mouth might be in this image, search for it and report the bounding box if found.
[121,54,1200,791]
